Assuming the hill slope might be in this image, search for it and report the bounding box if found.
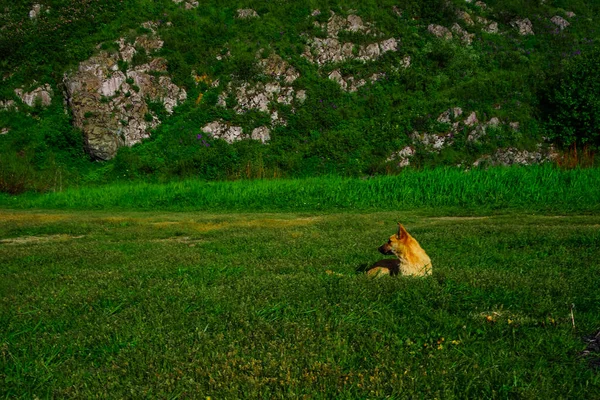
[0,0,598,191]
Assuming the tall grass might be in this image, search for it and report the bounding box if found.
[2,165,599,212]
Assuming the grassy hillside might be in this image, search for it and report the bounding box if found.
[1,0,599,192]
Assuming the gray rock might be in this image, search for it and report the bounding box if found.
[379,38,398,53]
[487,117,500,127]
[0,100,17,110]
[251,126,271,143]
[296,90,307,103]
[64,30,186,160]
[0,128,9,135]
[388,146,415,168]
[473,146,558,167]
[29,4,42,19]
[327,70,365,92]
[15,84,53,107]
[428,24,452,40]
[358,43,380,61]
[202,121,244,143]
[457,10,474,26]
[484,22,498,34]
[565,11,576,18]
[511,18,534,35]
[258,53,299,83]
[412,131,453,150]
[303,12,396,65]
[400,55,411,68]
[237,9,259,19]
[550,15,570,30]
[464,112,478,127]
[451,23,474,45]
[437,110,452,123]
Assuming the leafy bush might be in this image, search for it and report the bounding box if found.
[543,49,600,149]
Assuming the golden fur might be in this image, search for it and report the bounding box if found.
[367,223,432,277]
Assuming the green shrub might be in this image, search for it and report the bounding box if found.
[543,49,600,149]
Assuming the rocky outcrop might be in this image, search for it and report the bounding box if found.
[551,16,570,30]
[29,4,44,19]
[15,84,53,107]
[476,17,498,34]
[428,24,452,40]
[302,12,398,66]
[328,70,365,92]
[172,0,198,9]
[64,28,186,160]
[0,100,17,110]
[473,146,558,167]
[236,9,259,19]
[457,10,474,26]
[511,18,534,35]
[258,53,300,83]
[207,49,303,141]
[451,23,474,45]
[388,146,415,168]
[217,80,304,114]
[0,128,9,135]
[201,121,243,143]
[251,126,271,143]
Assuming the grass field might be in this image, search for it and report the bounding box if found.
[2,166,600,213]
[1,208,599,398]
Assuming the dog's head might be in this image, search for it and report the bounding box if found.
[378,223,414,257]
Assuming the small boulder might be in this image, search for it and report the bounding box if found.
[550,16,570,30]
[237,9,259,19]
[464,112,478,127]
[251,126,271,143]
[14,84,53,107]
[29,4,42,19]
[428,24,452,40]
[202,121,244,143]
[511,18,534,35]
[388,146,415,168]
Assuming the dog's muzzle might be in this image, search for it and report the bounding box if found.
[378,244,394,255]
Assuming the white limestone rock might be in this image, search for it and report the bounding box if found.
[428,24,453,40]
[511,18,534,35]
[15,84,53,107]
[550,15,570,30]
[251,126,271,143]
[388,146,415,168]
[237,9,259,19]
[202,121,244,143]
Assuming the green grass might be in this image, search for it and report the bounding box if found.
[1,209,599,398]
[1,166,600,213]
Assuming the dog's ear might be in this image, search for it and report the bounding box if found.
[397,223,408,239]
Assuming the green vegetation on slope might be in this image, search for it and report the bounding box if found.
[1,210,599,397]
[1,0,600,191]
[1,165,599,213]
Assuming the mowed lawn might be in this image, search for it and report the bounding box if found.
[1,209,599,398]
